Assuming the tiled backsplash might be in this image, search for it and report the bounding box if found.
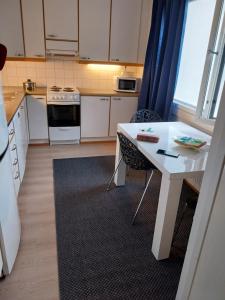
[2,58,144,89]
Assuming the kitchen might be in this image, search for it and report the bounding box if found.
[0,0,150,298]
[1,0,225,300]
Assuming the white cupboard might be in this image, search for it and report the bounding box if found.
[81,96,110,138]
[27,96,48,142]
[109,97,138,136]
[110,0,142,63]
[0,0,24,57]
[79,0,111,61]
[13,99,29,181]
[21,0,45,58]
[44,0,78,41]
[137,0,153,64]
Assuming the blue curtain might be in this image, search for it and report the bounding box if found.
[138,0,188,121]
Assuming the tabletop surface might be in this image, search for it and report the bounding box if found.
[118,121,212,178]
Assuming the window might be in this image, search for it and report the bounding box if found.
[174,0,225,120]
[198,1,225,119]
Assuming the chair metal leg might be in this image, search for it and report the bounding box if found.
[106,157,123,192]
[132,170,154,225]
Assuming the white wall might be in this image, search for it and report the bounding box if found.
[2,59,142,89]
[174,0,216,107]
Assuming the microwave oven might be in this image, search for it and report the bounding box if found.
[114,77,141,93]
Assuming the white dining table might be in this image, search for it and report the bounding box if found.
[114,121,211,260]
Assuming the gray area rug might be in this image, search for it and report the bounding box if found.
[53,156,196,300]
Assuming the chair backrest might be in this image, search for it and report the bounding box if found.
[130,109,162,123]
[117,132,155,171]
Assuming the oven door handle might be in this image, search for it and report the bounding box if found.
[57,128,72,131]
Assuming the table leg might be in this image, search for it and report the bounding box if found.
[152,175,183,260]
[114,135,126,186]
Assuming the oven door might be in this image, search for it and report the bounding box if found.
[47,103,80,127]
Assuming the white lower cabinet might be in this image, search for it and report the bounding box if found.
[27,95,48,142]
[109,97,138,136]
[81,96,110,138]
[81,95,138,139]
[13,99,29,182]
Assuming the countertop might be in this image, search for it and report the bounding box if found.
[3,86,47,125]
[3,86,139,125]
[78,88,140,97]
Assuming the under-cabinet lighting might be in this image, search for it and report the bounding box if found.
[87,64,121,71]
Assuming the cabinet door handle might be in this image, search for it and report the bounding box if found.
[111,58,120,62]
[47,34,57,38]
[18,112,20,118]
[35,97,45,100]
[100,98,109,101]
[35,54,44,57]
[16,53,24,57]
[80,57,91,60]
[14,172,20,180]
[11,144,17,151]
[9,129,15,136]
[113,97,121,100]
[13,158,18,166]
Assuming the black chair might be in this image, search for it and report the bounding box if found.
[106,132,157,224]
[130,109,162,123]
[172,196,198,246]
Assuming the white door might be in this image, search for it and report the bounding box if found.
[109,97,138,136]
[79,0,111,61]
[110,0,142,63]
[21,0,45,58]
[0,148,21,275]
[27,96,48,141]
[0,0,24,57]
[44,0,78,41]
[137,0,153,64]
[81,96,110,138]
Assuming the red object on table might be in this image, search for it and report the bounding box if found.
[137,133,159,143]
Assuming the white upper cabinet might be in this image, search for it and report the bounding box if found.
[79,0,111,61]
[0,0,24,57]
[21,0,45,58]
[110,0,142,63]
[44,0,78,41]
[137,0,153,64]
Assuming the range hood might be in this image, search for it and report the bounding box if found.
[46,40,79,57]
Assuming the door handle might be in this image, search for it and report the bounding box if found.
[113,98,121,101]
[13,158,18,166]
[11,144,17,151]
[14,172,20,180]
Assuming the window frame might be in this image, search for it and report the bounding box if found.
[196,0,225,121]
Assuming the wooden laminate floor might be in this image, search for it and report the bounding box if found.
[0,142,116,300]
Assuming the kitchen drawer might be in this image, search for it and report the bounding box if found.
[8,121,15,143]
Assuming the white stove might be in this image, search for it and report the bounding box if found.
[47,86,81,144]
[47,86,80,104]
